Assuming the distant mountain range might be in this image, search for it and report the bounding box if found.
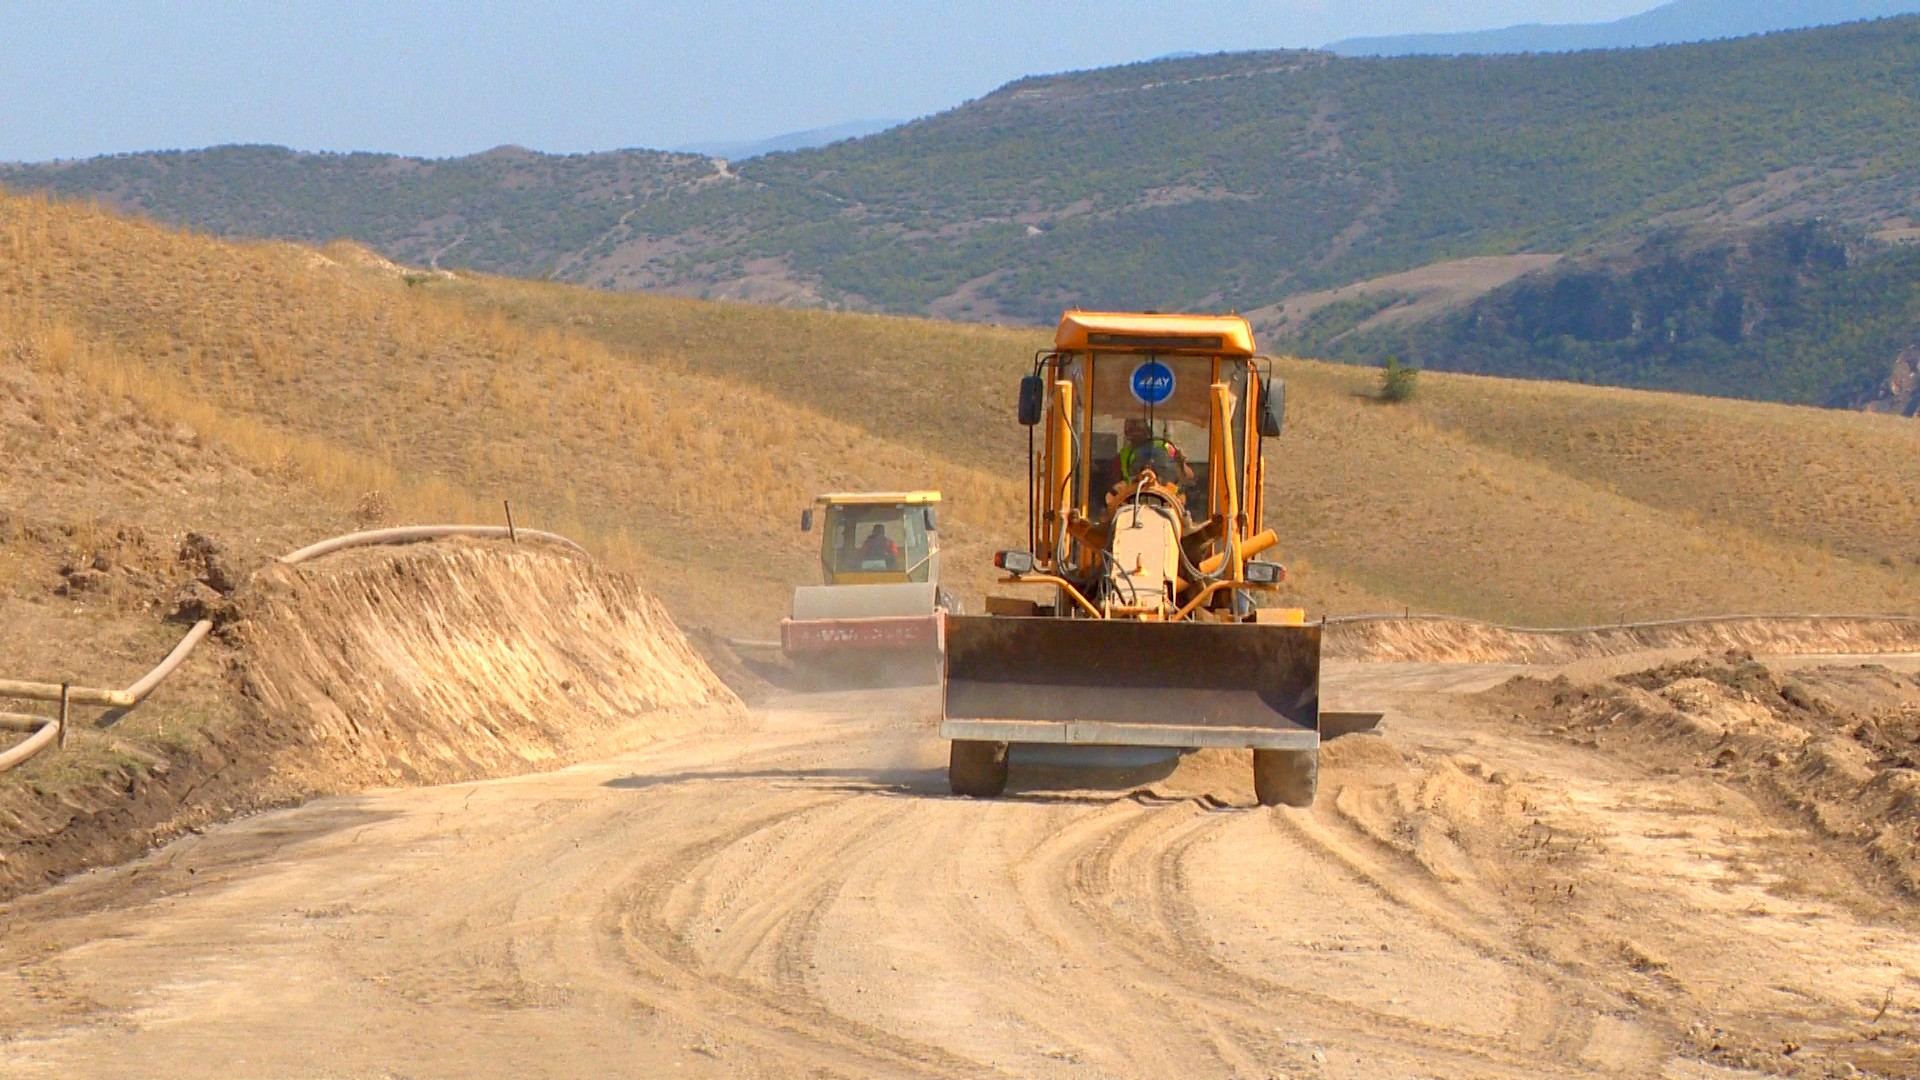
[4,17,1918,410]
[1330,0,1920,55]
[675,119,903,161]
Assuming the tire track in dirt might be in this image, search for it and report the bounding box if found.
[1263,792,1625,1067]
[1006,798,1252,1076]
[974,787,1573,1078]
[827,797,1144,1075]
[7,669,1919,1078]
[593,792,997,1078]
[1060,800,1590,1077]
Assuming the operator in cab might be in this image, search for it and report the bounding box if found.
[1119,417,1194,489]
[859,523,901,569]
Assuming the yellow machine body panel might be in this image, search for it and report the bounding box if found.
[1054,311,1258,357]
[829,571,919,586]
[813,490,942,507]
[1029,316,1276,600]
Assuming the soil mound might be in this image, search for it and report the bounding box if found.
[1328,615,1920,664]
[1494,651,1920,894]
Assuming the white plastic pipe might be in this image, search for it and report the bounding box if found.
[0,713,55,733]
[280,525,587,565]
[0,720,58,772]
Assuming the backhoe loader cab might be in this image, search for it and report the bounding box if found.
[943,312,1378,805]
[783,492,952,684]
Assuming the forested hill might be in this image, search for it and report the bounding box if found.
[4,17,1917,335]
[1285,222,1920,414]
[631,15,1918,324]
[1329,0,1920,56]
[0,144,719,279]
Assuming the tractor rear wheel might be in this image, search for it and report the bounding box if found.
[949,740,1009,798]
[1253,748,1317,808]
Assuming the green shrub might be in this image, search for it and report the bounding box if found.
[1379,356,1419,402]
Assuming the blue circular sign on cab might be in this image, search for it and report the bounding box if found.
[1130,359,1176,406]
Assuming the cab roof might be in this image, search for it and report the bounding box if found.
[813,491,941,506]
[1054,311,1257,358]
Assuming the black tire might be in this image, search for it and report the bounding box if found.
[1253,748,1317,808]
[936,588,961,616]
[949,740,1009,798]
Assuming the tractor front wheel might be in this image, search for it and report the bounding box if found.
[1253,748,1317,808]
[949,740,1009,798]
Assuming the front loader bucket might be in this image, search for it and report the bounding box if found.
[941,616,1321,750]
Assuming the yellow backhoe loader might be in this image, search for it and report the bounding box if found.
[942,312,1378,806]
[783,491,953,685]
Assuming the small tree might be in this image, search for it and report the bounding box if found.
[1379,355,1419,402]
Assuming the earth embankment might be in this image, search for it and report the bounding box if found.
[236,539,738,788]
[0,539,737,899]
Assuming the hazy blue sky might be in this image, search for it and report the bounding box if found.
[0,1,1661,162]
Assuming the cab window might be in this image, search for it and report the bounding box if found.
[1085,355,1215,518]
[825,505,932,580]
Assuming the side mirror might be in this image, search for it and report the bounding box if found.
[923,506,938,532]
[1259,377,1285,437]
[1018,375,1044,427]
[800,508,814,533]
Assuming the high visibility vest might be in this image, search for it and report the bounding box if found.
[1120,438,1179,478]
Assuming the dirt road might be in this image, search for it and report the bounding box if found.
[3,657,1918,1078]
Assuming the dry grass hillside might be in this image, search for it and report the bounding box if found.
[1265,360,1920,620]
[4,186,1917,635]
[0,186,1026,891]
[2,325,354,895]
[450,275,1920,624]
[0,190,1026,636]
